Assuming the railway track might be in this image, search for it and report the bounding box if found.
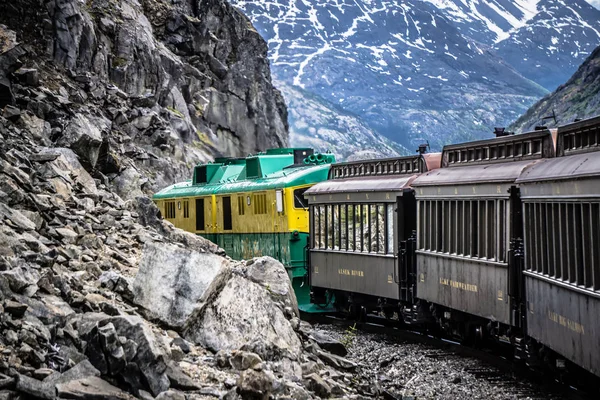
[301,311,594,400]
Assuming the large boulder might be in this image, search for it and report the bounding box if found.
[76,313,172,397]
[182,257,302,360]
[55,114,108,169]
[133,242,228,327]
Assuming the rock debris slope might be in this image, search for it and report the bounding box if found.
[0,0,381,398]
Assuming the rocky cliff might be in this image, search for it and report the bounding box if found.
[510,45,600,132]
[0,0,288,198]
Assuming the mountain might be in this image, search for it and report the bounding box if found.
[494,0,600,90]
[231,0,600,153]
[510,45,600,132]
[277,80,411,160]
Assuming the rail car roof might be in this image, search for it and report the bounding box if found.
[412,159,547,186]
[305,153,440,196]
[153,164,331,199]
[412,129,554,187]
[305,174,418,195]
[517,149,600,183]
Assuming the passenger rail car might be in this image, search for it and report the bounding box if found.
[517,117,600,377]
[305,153,441,316]
[153,148,335,308]
[411,129,555,335]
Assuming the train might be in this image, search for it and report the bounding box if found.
[153,116,600,383]
[306,116,600,382]
[152,148,335,308]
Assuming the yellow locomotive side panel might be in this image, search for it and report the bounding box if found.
[213,191,289,234]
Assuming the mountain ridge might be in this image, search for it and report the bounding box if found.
[231,0,600,155]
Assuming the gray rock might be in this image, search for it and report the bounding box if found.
[56,114,106,169]
[316,349,357,371]
[0,203,36,231]
[14,374,53,399]
[55,376,135,399]
[155,390,185,400]
[183,264,302,360]
[229,351,263,371]
[304,373,331,398]
[0,374,14,390]
[3,300,27,318]
[309,330,348,357]
[133,242,227,327]
[237,369,275,399]
[80,313,170,396]
[165,363,200,391]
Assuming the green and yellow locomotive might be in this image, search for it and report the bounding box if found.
[153,148,335,308]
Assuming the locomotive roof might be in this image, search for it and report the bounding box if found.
[153,163,332,199]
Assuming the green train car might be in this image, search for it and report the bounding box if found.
[153,148,335,309]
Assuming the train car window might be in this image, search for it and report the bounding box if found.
[387,204,394,254]
[471,201,478,257]
[348,205,355,251]
[574,203,584,285]
[567,204,576,283]
[326,205,332,249]
[593,203,600,291]
[582,203,593,288]
[457,201,464,255]
[355,205,362,252]
[223,196,232,231]
[363,204,370,252]
[560,203,570,280]
[340,205,347,250]
[377,205,385,254]
[195,198,204,230]
[436,201,443,252]
[487,200,495,260]
[547,203,555,277]
[333,205,340,250]
[183,200,190,219]
[294,187,309,209]
[443,201,450,253]
[498,200,506,262]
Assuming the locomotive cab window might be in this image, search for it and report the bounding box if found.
[294,187,309,209]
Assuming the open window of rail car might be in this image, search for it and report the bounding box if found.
[305,154,440,306]
[411,129,554,327]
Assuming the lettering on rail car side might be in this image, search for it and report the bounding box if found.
[548,310,585,335]
[338,269,364,277]
[439,277,478,293]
